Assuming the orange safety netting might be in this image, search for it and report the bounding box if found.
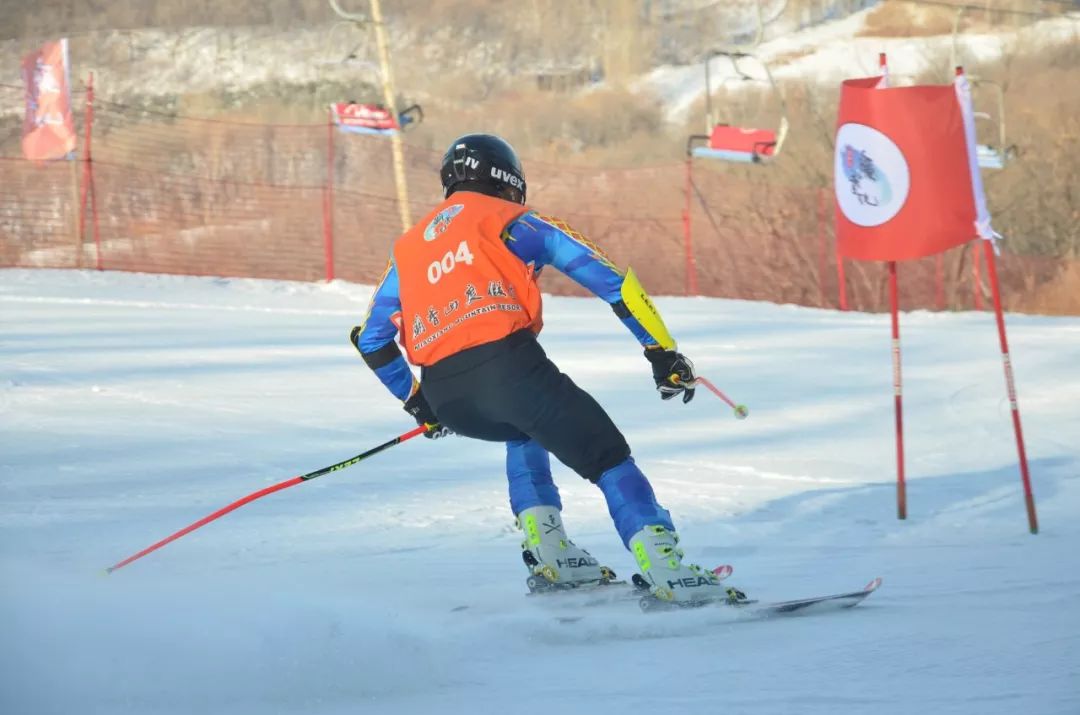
[0,85,1072,313]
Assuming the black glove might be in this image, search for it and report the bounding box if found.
[644,349,696,403]
[403,389,453,439]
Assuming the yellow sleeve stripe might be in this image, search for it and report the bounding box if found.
[620,267,676,350]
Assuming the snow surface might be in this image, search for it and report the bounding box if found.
[1,268,1078,715]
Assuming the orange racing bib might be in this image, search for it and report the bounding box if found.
[393,192,542,366]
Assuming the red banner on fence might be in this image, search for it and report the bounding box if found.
[21,38,76,161]
[833,73,994,261]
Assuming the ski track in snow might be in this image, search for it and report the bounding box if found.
[1,269,1078,715]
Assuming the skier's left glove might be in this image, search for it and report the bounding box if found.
[403,389,453,439]
[644,348,696,403]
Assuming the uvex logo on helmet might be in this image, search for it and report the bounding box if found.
[491,166,524,190]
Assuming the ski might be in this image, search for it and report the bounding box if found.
[749,576,882,616]
[638,576,883,616]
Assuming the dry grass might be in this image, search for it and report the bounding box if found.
[1025,261,1080,315]
[1,0,333,39]
[394,83,670,166]
[858,2,961,38]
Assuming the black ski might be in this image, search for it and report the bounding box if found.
[639,577,882,616]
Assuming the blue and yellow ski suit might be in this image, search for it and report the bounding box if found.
[354,204,677,546]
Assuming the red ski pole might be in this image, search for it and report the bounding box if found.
[105,425,429,574]
[675,374,749,419]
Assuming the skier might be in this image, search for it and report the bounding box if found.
[352,133,738,605]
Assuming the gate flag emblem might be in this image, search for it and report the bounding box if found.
[834,73,997,261]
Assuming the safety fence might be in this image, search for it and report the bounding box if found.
[1,79,1073,313]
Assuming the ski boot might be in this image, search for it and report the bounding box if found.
[629,525,748,610]
[517,505,617,593]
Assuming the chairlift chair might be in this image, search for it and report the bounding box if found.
[330,101,424,135]
[969,79,1014,170]
[324,14,424,137]
[951,8,1014,170]
[687,50,789,164]
[396,104,423,129]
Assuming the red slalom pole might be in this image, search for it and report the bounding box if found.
[982,241,1038,534]
[889,261,907,520]
[105,425,429,573]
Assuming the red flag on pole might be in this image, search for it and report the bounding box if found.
[834,72,997,261]
[21,38,77,162]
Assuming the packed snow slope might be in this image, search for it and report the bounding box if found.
[1,269,1078,715]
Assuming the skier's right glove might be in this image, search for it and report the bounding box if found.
[644,348,697,403]
[403,389,453,439]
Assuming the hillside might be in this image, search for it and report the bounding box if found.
[2,1,1078,311]
[3,2,1074,170]
[0,1,877,127]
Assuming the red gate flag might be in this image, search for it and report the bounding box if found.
[834,72,998,261]
[21,38,76,162]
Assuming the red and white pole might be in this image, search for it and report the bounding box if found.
[971,243,984,310]
[835,253,848,310]
[80,72,101,270]
[889,260,906,519]
[817,187,827,307]
[323,109,335,282]
[935,253,945,310]
[982,241,1038,533]
[876,53,906,518]
[77,73,92,269]
[682,157,699,296]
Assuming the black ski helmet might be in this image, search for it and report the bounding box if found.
[440,133,526,204]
